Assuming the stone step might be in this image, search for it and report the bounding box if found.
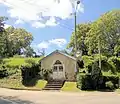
[45,86,62,88]
[43,88,61,90]
[46,83,63,86]
[43,80,65,90]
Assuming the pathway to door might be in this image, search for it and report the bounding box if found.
[0,88,120,104]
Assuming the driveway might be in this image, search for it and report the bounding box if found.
[0,88,120,104]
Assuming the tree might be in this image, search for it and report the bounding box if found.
[0,16,8,57]
[5,27,33,56]
[0,16,8,32]
[67,23,91,55]
[24,46,35,57]
[86,10,120,56]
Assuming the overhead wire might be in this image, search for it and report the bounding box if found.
[2,0,76,31]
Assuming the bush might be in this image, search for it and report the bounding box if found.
[40,69,52,80]
[103,75,119,89]
[25,59,36,65]
[0,65,8,78]
[108,57,120,73]
[77,74,92,90]
[77,62,103,90]
[105,81,114,90]
[21,60,40,86]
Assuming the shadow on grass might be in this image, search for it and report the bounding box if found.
[0,96,34,104]
[22,77,39,87]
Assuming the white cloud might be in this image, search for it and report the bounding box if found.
[34,38,67,49]
[0,0,84,28]
[15,19,24,24]
[4,24,11,29]
[32,22,46,28]
[38,41,50,49]
[49,38,67,47]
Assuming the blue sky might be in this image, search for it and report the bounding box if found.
[0,0,120,55]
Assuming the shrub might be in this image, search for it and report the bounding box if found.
[77,62,103,90]
[103,75,119,89]
[91,62,103,89]
[0,65,8,78]
[25,59,36,65]
[108,57,120,73]
[105,81,114,90]
[40,69,52,80]
[77,74,92,90]
[21,60,40,86]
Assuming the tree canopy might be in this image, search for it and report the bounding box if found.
[0,17,33,57]
[68,10,120,57]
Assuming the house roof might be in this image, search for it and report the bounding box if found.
[41,50,76,61]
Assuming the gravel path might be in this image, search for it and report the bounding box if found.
[0,88,120,104]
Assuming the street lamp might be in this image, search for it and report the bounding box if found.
[74,1,80,73]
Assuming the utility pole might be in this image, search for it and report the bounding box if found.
[74,1,80,73]
[74,12,77,58]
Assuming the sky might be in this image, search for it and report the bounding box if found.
[0,0,120,55]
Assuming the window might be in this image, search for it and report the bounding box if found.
[53,60,63,72]
[53,66,57,72]
[59,66,63,72]
[54,60,62,65]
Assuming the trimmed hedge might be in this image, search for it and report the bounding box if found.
[77,73,119,90]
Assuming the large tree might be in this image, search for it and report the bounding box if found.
[67,23,91,55]
[86,10,120,56]
[0,16,8,57]
[5,27,33,56]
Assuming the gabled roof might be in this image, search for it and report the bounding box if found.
[41,50,76,61]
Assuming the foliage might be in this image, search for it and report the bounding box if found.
[67,23,91,55]
[77,62,103,90]
[40,68,52,80]
[0,16,8,32]
[108,57,120,73]
[24,46,35,57]
[5,27,33,57]
[86,10,120,56]
[105,81,114,90]
[21,59,40,86]
[0,17,8,57]
[68,10,120,57]
[77,74,92,90]
[103,75,119,89]
[82,55,93,67]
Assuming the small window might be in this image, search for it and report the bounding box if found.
[59,66,63,71]
[53,66,57,72]
[54,60,62,65]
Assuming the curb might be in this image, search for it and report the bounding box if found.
[0,86,42,91]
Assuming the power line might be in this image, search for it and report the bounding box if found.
[2,0,75,31]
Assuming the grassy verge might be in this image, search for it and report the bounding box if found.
[61,82,81,92]
[116,88,120,93]
[0,77,47,90]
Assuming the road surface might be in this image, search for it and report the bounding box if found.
[0,88,120,104]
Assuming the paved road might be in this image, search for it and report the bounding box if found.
[0,88,120,104]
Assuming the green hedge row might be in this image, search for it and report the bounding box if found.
[77,74,119,90]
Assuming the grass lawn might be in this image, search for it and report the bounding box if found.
[116,88,120,93]
[61,82,81,92]
[3,57,43,67]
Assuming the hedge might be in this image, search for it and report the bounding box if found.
[77,73,119,90]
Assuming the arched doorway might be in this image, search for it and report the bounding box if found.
[52,60,65,80]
